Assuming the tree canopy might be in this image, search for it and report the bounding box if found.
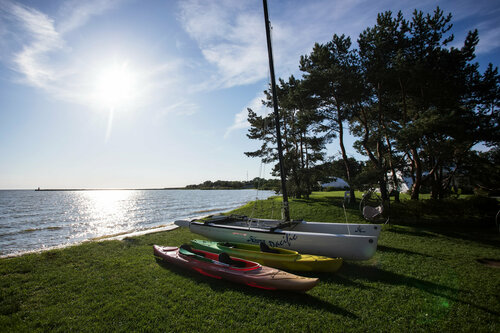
[245,7,499,201]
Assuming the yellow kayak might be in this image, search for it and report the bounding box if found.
[191,239,342,272]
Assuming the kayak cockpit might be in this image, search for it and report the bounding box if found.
[179,244,260,271]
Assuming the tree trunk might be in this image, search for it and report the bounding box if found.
[304,140,311,199]
[379,177,389,203]
[359,107,388,202]
[410,147,422,200]
[430,171,440,200]
[383,125,400,203]
[376,87,389,203]
[336,107,356,204]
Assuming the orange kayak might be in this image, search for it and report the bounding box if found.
[153,245,318,292]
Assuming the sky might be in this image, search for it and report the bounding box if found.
[0,0,499,189]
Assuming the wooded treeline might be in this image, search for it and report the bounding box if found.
[186,178,280,190]
[245,8,499,203]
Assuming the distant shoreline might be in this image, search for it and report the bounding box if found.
[28,187,262,191]
[33,188,185,191]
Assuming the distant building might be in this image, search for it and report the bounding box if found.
[321,172,414,193]
[321,178,349,189]
[386,171,412,193]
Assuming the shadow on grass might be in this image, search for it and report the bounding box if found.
[122,238,143,246]
[385,227,438,238]
[332,262,499,317]
[155,258,358,319]
[377,245,433,257]
[293,196,345,206]
[386,225,500,248]
[291,196,363,217]
[423,227,500,248]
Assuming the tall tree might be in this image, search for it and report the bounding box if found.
[244,7,499,202]
[355,7,499,200]
[300,34,363,203]
[354,11,409,202]
[394,9,497,199]
[245,77,326,198]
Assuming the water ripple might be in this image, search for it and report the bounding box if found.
[0,189,274,257]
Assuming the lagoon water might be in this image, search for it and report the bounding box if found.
[0,189,274,257]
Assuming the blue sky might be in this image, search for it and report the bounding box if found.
[1,0,499,189]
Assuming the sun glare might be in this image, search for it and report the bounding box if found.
[94,62,136,109]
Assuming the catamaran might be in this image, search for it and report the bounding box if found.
[175,215,379,260]
[175,0,381,261]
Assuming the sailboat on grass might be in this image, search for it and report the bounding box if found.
[175,0,380,261]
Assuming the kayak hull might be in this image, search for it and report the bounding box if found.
[191,239,342,272]
[153,245,318,292]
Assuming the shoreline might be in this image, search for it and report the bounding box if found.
[0,188,266,191]
[33,188,185,191]
[0,190,276,258]
[0,223,182,259]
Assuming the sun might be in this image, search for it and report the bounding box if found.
[94,62,136,109]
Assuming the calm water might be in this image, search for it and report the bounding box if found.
[0,189,274,257]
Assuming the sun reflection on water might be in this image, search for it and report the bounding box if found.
[0,189,276,257]
[73,190,138,240]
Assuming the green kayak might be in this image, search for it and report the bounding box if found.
[191,239,342,272]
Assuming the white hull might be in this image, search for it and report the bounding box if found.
[175,219,380,260]
[256,218,381,237]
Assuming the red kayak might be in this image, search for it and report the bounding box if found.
[153,245,318,292]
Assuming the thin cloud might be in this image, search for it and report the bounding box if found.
[57,0,120,34]
[224,92,269,139]
[178,0,359,91]
[2,1,64,88]
[178,0,268,90]
[476,25,500,54]
[177,0,383,93]
[160,100,199,117]
[0,0,126,105]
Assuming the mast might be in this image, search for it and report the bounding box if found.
[262,0,290,221]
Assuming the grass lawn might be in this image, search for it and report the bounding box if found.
[1,192,499,332]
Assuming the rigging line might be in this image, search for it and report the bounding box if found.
[250,162,264,220]
[260,162,266,220]
[254,67,272,220]
[251,130,265,222]
[258,161,264,218]
[342,201,351,235]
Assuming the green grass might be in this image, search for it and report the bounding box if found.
[1,192,499,332]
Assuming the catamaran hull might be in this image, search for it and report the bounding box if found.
[286,220,381,237]
[177,221,378,260]
[176,218,381,237]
